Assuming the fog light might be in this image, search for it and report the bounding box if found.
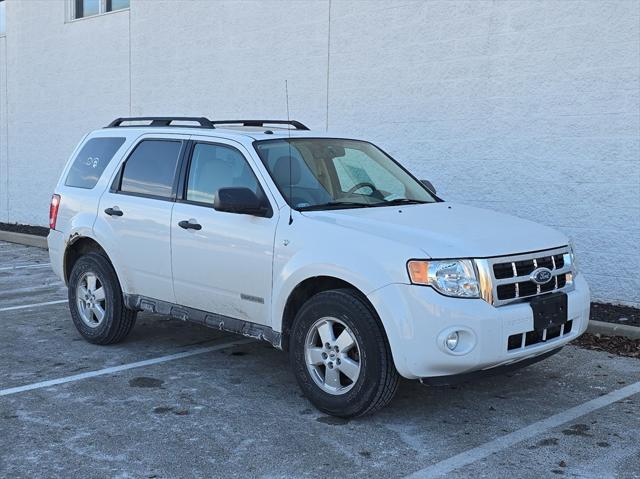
[445,331,460,351]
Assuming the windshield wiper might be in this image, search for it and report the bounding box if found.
[298,201,377,211]
[378,198,429,206]
[299,198,429,211]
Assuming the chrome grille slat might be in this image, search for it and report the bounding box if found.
[551,255,559,289]
[492,265,572,285]
[511,262,519,298]
[476,246,575,307]
[533,259,541,294]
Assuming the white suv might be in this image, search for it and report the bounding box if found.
[48,117,590,417]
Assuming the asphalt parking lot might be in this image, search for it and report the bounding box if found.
[1,240,639,478]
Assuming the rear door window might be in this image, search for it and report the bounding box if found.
[119,140,183,199]
[65,137,126,189]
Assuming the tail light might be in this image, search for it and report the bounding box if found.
[49,194,61,230]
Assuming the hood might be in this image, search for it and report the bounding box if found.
[302,202,568,258]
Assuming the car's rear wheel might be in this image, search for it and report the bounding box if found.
[289,289,399,417]
[68,252,136,344]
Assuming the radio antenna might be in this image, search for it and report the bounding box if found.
[285,80,294,225]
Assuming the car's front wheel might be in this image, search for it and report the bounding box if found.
[289,289,399,417]
[68,252,137,344]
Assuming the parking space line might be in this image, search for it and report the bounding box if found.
[0,263,50,271]
[0,299,68,312]
[1,284,64,296]
[405,380,640,479]
[0,338,254,397]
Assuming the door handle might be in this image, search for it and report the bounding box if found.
[178,219,202,231]
[104,207,123,217]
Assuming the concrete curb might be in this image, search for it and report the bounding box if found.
[0,231,48,249]
[588,320,640,340]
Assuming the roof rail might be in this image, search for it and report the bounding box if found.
[210,120,310,130]
[105,117,310,131]
[106,117,215,128]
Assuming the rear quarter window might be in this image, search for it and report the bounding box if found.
[65,137,126,189]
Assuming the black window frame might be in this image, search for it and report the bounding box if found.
[177,140,273,218]
[111,138,187,202]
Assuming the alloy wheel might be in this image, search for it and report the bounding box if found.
[76,272,107,328]
[304,317,361,395]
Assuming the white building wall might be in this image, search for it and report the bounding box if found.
[0,0,638,306]
[1,0,130,227]
[1,33,7,222]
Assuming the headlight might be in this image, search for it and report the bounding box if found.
[407,259,480,298]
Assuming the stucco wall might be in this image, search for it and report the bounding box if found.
[1,33,7,222]
[0,0,638,305]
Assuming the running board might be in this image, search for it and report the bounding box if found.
[124,294,282,348]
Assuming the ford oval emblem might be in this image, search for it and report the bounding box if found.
[531,267,553,285]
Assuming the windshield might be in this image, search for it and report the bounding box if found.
[254,138,437,210]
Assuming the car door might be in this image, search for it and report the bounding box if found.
[97,135,188,302]
[170,139,279,325]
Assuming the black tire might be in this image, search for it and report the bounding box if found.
[289,289,400,417]
[68,252,137,345]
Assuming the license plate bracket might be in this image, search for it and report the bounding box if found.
[530,293,568,330]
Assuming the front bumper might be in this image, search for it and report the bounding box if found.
[367,274,590,379]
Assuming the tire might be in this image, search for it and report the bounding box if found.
[68,252,137,345]
[289,289,399,417]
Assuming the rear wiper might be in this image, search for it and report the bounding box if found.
[298,201,377,211]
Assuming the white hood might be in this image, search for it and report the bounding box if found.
[302,202,568,259]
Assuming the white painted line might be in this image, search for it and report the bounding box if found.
[0,338,254,397]
[405,380,640,479]
[1,284,64,296]
[0,263,50,271]
[0,299,68,312]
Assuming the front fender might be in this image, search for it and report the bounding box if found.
[271,261,381,334]
[270,213,420,332]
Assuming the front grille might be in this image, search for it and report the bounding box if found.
[476,246,574,306]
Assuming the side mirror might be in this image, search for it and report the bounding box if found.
[213,187,269,217]
[420,179,436,195]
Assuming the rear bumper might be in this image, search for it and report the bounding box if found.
[47,229,65,283]
[367,274,590,379]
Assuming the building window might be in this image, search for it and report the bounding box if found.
[73,0,129,20]
[0,0,6,36]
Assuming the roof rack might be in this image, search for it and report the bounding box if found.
[106,117,309,130]
[211,120,309,130]
[107,117,214,128]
